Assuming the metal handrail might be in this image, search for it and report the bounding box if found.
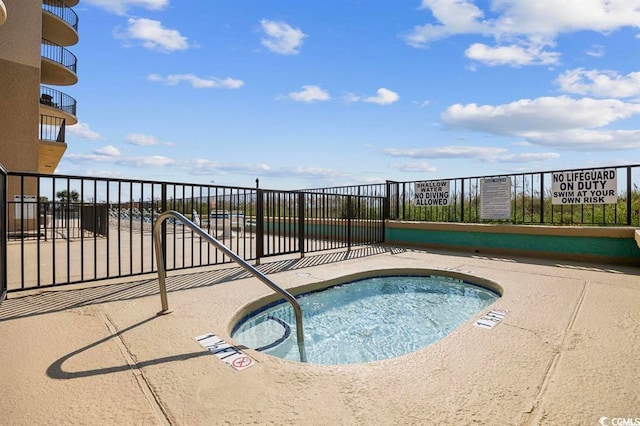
[40,85,77,117]
[42,0,79,31]
[152,210,307,362]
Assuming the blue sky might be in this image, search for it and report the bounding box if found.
[60,0,640,189]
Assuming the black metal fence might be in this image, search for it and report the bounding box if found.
[307,164,640,226]
[5,172,385,292]
[4,164,638,294]
[40,86,77,117]
[39,115,66,142]
[41,39,77,74]
[42,0,79,31]
[0,164,6,302]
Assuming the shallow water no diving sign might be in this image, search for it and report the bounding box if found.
[195,333,255,371]
[474,309,508,329]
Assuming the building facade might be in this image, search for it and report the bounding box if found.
[0,0,79,175]
[0,0,79,232]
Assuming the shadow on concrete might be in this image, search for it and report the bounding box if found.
[0,245,398,322]
[45,315,250,380]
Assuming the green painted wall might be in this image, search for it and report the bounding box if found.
[387,227,640,264]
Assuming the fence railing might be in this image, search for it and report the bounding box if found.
[0,164,6,302]
[39,115,66,142]
[42,0,79,32]
[40,85,77,118]
[5,164,637,293]
[41,38,77,74]
[5,172,384,292]
[308,164,640,226]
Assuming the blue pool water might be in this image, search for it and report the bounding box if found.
[232,275,499,365]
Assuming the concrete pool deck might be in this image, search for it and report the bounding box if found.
[1,246,638,425]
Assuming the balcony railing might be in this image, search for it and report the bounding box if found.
[41,38,77,74]
[42,0,78,32]
[39,86,77,117]
[39,115,66,143]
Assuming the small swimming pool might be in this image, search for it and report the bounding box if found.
[232,274,500,365]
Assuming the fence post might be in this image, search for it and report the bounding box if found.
[161,183,167,270]
[298,192,305,258]
[460,179,465,222]
[384,181,391,220]
[540,173,545,224]
[347,195,352,251]
[256,188,264,265]
[0,163,6,302]
[627,166,632,226]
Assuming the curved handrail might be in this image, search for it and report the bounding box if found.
[42,0,79,31]
[40,85,77,117]
[152,210,307,362]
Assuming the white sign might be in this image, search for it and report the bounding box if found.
[14,195,36,220]
[474,309,508,329]
[414,180,451,206]
[552,168,617,205]
[480,177,511,220]
[195,333,255,371]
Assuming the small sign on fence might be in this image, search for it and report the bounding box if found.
[414,180,451,206]
[551,168,617,205]
[480,177,511,220]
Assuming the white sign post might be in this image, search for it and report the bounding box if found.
[480,177,511,220]
[551,168,617,205]
[414,180,451,206]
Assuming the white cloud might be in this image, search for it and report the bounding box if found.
[391,162,438,172]
[122,18,188,52]
[488,0,640,37]
[125,133,174,146]
[384,146,560,163]
[406,0,489,47]
[442,96,640,150]
[287,85,330,103]
[406,0,640,67]
[67,122,101,140]
[493,152,560,162]
[556,68,640,98]
[147,73,243,89]
[465,43,560,67]
[343,92,361,104]
[520,129,640,150]
[342,89,400,105]
[84,0,168,15]
[384,145,508,160]
[65,153,175,167]
[94,145,120,157]
[188,159,272,176]
[126,156,174,167]
[363,88,400,105]
[586,44,605,57]
[186,159,348,181]
[260,20,307,55]
[442,96,640,133]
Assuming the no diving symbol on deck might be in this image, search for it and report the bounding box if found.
[232,356,253,369]
[195,333,255,371]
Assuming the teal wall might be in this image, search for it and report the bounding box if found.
[387,227,640,265]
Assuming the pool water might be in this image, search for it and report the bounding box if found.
[232,275,499,365]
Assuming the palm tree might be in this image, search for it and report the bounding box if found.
[56,189,80,202]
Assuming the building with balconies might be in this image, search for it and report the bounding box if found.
[0,0,79,233]
[0,0,79,176]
